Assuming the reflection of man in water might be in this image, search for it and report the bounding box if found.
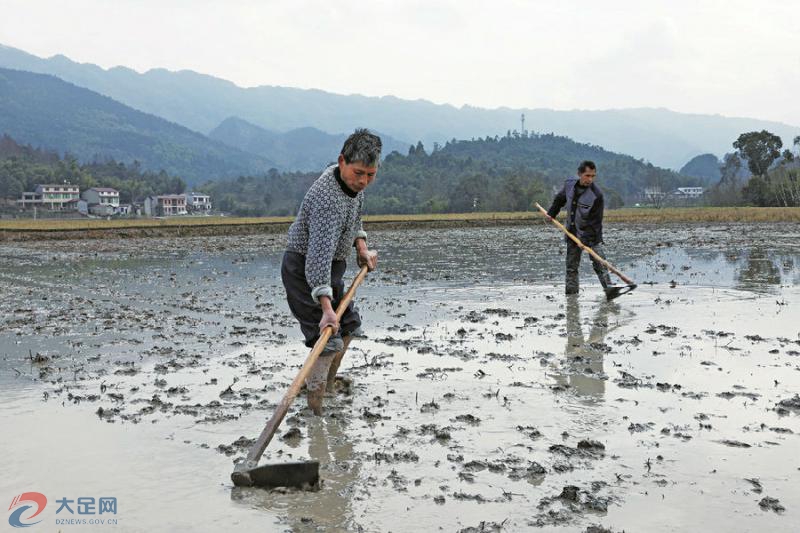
[545,160,615,299]
[556,296,620,397]
[296,417,360,530]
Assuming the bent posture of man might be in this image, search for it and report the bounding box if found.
[282,129,379,415]
[546,160,616,299]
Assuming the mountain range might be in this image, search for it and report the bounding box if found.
[2,43,798,170]
[208,117,409,171]
[0,67,274,184]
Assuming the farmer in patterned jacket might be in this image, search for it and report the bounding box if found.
[282,129,380,415]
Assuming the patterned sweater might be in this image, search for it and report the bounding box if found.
[286,165,368,304]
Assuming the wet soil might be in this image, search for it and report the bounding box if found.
[1,223,799,532]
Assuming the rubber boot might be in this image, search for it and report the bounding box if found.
[598,271,619,301]
[565,241,581,295]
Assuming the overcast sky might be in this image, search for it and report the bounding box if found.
[2,0,798,126]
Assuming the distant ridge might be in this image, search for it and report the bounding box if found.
[0,67,276,184]
[2,43,799,170]
[208,117,410,172]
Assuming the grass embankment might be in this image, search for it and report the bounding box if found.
[0,215,294,231]
[1,207,798,240]
[605,207,800,223]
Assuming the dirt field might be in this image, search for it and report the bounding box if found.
[1,223,798,532]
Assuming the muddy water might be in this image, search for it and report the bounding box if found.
[1,223,799,532]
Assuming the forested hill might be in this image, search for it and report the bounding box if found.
[203,133,698,216]
[0,67,276,184]
[0,134,185,202]
[368,133,695,212]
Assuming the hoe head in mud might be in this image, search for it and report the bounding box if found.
[231,460,320,489]
[605,284,637,301]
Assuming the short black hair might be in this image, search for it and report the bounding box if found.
[578,160,596,174]
[341,128,382,167]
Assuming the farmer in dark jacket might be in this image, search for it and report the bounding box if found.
[546,160,615,298]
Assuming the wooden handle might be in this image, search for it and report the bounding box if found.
[534,203,635,285]
[244,265,370,464]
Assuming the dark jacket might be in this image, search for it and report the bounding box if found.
[546,178,604,245]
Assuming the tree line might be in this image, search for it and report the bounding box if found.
[201,131,699,216]
[0,134,185,204]
[706,131,800,207]
[4,127,798,215]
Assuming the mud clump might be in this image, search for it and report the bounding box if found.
[217,436,255,456]
[517,425,543,439]
[628,422,655,433]
[745,478,763,493]
[420,400,440,413]
[577,439,605,452]
[716,439,751,448]
[280,427,303,442]
[453,413,481,425]
[508,461,547,481]
[373,451,420,463]
[559,485,580,502]
[758,497,785,513]
[776,394,800,414]
[457,521,505,533]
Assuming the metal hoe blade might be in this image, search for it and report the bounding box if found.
[231,460,320,488]
[606,284,637,301]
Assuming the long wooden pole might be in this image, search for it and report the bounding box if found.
[241,265,369,466]
[534,202,635,286]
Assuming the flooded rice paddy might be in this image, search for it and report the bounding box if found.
[1,223,799,532]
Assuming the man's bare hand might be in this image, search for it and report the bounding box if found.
[319,307,339,334]
[357,249,378,271]
[318,296,339,334]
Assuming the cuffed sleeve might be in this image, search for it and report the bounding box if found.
[311,284,334,304]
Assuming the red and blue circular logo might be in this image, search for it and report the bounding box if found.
[7,492,47,528]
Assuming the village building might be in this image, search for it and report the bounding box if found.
[17,191,42,208]
[185,192,212,212]
[79,187,121,216]
[144,195,188,216]
[82,187,120,207]
[673,186,705,199]
[17,184,80,210]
